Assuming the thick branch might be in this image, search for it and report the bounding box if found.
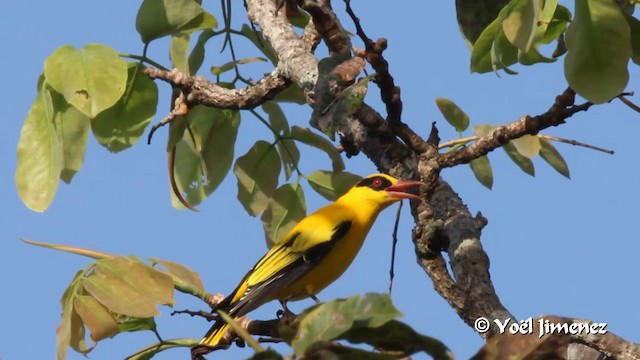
[144,68,290,109]
[303,0,352,57]
[438,88,590,167]
[254,0,514,341]
[569,319,640,359]
[246,0,320,95]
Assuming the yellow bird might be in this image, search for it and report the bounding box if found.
[193,173,424,355]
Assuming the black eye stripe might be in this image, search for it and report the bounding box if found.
[356,176,392,190]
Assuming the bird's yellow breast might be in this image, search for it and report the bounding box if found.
[272,203,377,301]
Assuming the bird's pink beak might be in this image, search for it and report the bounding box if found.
[386,180,426,201]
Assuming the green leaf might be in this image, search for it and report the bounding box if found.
[541,4,571,44]
[263,102,289,135]
[538,138,570,178]
[503,0,542,52]
[263,102,300,179]
[44,44,128,118]
[171,107,240,208]
[491,26,519,74]
[211,57,268,76]
[234,141,281,216]
[136,0,217,43]
[624,14,640,65]
[503,142,535,176]
[50,91,91,184]
[290,126,344,172]
[239,24,278,64]
[307,170,362,201]
[261,183,306,248]
[472,123,495,137]
[471,14,515,73]
[511,134,541,158]
[341,320,452,360]
[469,156,494,189]
[272,83,307,104]
[292,293,402,356]
[73,295,119,342]
[565,0,631,104]
[455,0,510,46]
[170,33,191,73]
[434,97,470,132]
[91,63,159,153]
[16,86,63,212]
[149,258,205,292]
[188,29,216,74]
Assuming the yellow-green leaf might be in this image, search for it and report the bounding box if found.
[97,257,174,306]
[261,183,307,248]
[511,134,541,158]
[136,0,217,43]
[290,126,344,172]
[211,57,268,76]
[16,87,63,212]
[91,63,158,153]
[293,293,402,356]
[503,0,543,52]
[239,24,278,65]
[171,107,240,209]
[503,142,535,176]
[50,91,90,184]
[565,0,631,104]
[74,295,119,342]
[126,338,199,360]
[263,102,299,180]
[307,170,362,201]
[435,97,470,132]
[83,257,174,318]
[624,13,640,65]
[469,156,494,189]
[83,274,159,318]
[472,123,494,137]
[149,258,205,292]
[538,138,570,178]
[234,141,281,216]
[170,33,191,73]
[44,44,128,118]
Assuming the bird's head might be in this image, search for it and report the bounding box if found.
[338,173,426,211]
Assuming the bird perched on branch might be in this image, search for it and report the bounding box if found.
[192,173,425,356]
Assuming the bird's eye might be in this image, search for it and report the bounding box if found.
[372,178,383,188]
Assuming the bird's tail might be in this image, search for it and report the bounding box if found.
[199,320,232,348]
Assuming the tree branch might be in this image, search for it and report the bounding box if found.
[246,0,320,95]
[144,68,290,109]
[344,0,429,154]
[437,88,592,168]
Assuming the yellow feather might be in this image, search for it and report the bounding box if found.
[196,173,423,351]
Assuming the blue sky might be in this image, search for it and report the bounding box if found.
[3,1,640,360]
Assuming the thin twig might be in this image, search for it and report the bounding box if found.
[147,92,189,144]
[438,134,613,154]
[438,136,478,149]
[619,95,640,113]
[388,201,403,295]
[538,134,614,154]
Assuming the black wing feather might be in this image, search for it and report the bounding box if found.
[223,221,352,317]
